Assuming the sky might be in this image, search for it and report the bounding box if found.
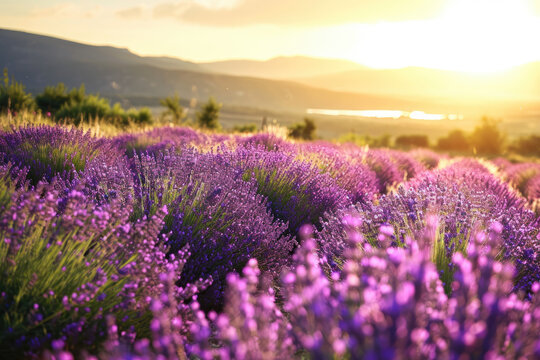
[1,0,540,72]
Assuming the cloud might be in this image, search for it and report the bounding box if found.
[116,6,145,20]
[29,3,103,19]
[29,3,76,17]
[152,0,448,27]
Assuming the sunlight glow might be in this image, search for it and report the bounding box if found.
[306,109,463,121]
[351,0,540,73]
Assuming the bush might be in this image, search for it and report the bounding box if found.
[160,95,185,124]
[437,129,470,152]
[232,123,257,133]
[56,95,110,125]
[55,95,153,127]
[469,117,504,155]
[395,134,429,149]
[196,97,221,129]
[337,133,390,148]
[0,68,34,113]
[509,135,540,157]
[288,118,316,140]
[35,84,85,116]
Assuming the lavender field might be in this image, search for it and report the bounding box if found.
[0,124,539,359]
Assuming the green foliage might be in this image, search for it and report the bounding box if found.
[337,133,391,148]
[197,97,221,129]
[0,191,134,355]
[56,95,110,125]
[233,123,258,133]
[160,94,185,124]
[395,134,429,149]
[24,142,98,185]
[55,95,153,128]
[469,117,504,155]
[35,84,86,115]
[134,107,152,124]
[0,169,18,215]
[437,129,470,152]
[0,68,35,113]
[430,223,470,294]
[288,118,316,140]
[509,135,540,157]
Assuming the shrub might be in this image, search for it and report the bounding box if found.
[196,97,221,130]
[395,134,429,149]
[509,135,540,157]
[337,133,391,148]
[56,95,111,125]
[232,123,257,133]
[469,117,504,155]
[288,118,316,140]
[437,129,470,152]
[160,95,185,124]
[0,68,34,113]
[35,84,85,116]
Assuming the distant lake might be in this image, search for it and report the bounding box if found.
[306,109,464,121]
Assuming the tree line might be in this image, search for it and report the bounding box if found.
[0,69,222,130]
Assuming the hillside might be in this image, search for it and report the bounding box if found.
[0,28,419,112]
[200,56,366,79]
[2,28,539,117]
[296,64,540,101]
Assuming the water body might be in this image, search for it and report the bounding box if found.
[306,109,464,121]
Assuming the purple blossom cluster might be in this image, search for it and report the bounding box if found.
[319,159,539,294]
[0,124,538,358]
[129,148,295,309]
[495,161,540,214]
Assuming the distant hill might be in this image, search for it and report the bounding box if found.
[200,56,366,79]
[2,28,538,115]
[0,28,421,113]
[295,64,540,101]
[0,28,201,73]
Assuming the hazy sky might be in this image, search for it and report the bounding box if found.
[2,0,540,72]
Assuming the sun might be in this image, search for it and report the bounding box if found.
[436,0,539,72]
[350,0,540,73]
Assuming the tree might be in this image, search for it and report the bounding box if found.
[288,118,316,140]
[469,117,504,155]
[197,97,221,129]
[160,94,185,124]
[437,129,470,152]
[509,135,540,157]
[0,68,34,113]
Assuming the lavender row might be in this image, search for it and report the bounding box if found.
[0,124,538,358]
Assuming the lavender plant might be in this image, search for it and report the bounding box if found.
[319,161,539,294]
[130,148,295,309]
[0,179,203,357]
[227,144,351,236]
[0,126,111,186]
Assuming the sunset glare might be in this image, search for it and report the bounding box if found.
[1,0,539,73]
